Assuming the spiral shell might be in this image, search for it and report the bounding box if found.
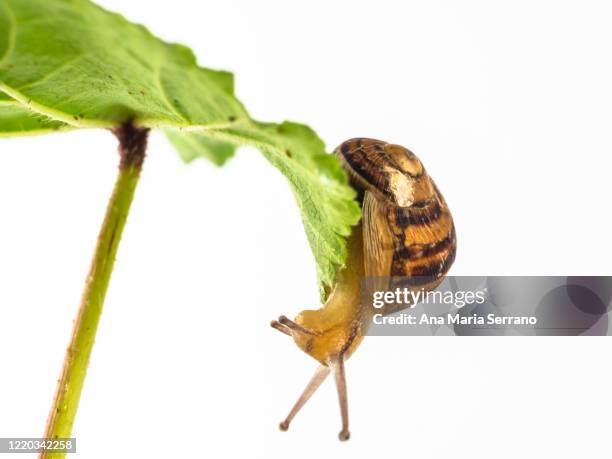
[335,138,456,311]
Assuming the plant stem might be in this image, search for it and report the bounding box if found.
[41,123,149,459]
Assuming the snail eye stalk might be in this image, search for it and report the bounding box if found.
[279,365,331,432]
[277,315,319,336]
[330,355,350,441]
[275,353,352,441]
[270,320,292,336]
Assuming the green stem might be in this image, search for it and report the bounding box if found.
[41,123,149,459]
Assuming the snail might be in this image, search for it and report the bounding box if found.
[271,138,456,441]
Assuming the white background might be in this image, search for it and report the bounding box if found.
[1,0,612,457]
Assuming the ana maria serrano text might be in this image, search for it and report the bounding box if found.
[371,288,538,326]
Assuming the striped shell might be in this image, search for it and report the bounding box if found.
[335,138,456,313]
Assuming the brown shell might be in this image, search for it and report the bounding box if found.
[335,138,456,315]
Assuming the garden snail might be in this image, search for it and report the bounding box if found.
[271,138,456,440]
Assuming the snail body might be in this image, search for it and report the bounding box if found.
[271,138,456,441]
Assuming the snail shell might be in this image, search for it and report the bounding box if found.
[335,138,456,313]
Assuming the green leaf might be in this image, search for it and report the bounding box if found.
[0,0,361,291]
[204,120,361,290]
[165,129,236,166]
[0,98,70,136]
[0,0,248,130]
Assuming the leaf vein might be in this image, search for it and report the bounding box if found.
[0,0,17,68]
[153,58,187,123]
[17,54,84,92]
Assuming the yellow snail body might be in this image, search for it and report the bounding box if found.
[271,138,456,441]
